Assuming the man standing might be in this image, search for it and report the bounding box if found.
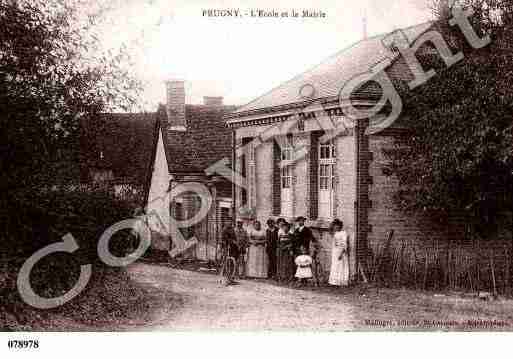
[234,220,248,278]
[265,219,278,279]
[221,221,238,260]
[293,216,318,256]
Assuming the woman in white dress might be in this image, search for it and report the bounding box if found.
[328,219,350,286]
[246,221,268,278]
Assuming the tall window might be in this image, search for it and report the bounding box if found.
[240,139,249,207]
[281,141,293,161]
[318,139,336,218]
[281,165,292,188]
[247,140,256,209]
[280,135,293,217]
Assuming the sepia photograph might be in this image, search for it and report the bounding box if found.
[1,0,513,354]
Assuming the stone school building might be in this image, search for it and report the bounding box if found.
[225,21,469,281]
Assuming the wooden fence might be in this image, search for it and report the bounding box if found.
[368,229,513,295]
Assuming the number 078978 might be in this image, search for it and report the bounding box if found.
[7,340,39,350]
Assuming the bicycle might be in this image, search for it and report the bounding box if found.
[218,247,237,286]
[312,253,325,286]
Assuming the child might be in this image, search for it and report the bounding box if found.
[294,245,313,287]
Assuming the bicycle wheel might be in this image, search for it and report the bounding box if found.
[217,252,227,276]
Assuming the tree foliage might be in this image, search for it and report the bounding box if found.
[386,0,513,230]
[1,0,142,190]
[0,0,142,256]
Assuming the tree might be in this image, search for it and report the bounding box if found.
[431,1,504,41]
[0,0,142,254]
[385,0,513,234]
[1,0,141,187]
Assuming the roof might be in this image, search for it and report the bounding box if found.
[160,104,237,174]
[229,21,434,118]
[80,112,158,185]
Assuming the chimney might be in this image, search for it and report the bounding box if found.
[166,79,186,131]
[203,96,224,106]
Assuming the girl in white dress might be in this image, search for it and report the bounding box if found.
[328,219,349,286]
[294,245,313,286]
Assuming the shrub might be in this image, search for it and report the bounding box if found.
[1,185,138,322]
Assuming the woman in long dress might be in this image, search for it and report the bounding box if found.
[246,220,268,278]
[328,219,350,286]
[277,221,295,282]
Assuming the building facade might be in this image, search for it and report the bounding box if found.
[225,22,468,281]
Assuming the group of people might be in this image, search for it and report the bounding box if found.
[221,216,350,287]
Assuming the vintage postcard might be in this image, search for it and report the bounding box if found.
[1,0,513,352]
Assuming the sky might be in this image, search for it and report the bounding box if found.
[99,0,433,109]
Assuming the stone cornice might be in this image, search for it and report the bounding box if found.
[226,99,378,129]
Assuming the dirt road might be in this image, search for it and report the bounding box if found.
[120,263,513,331]
[127,263,357,330]
[8,262,513,331]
